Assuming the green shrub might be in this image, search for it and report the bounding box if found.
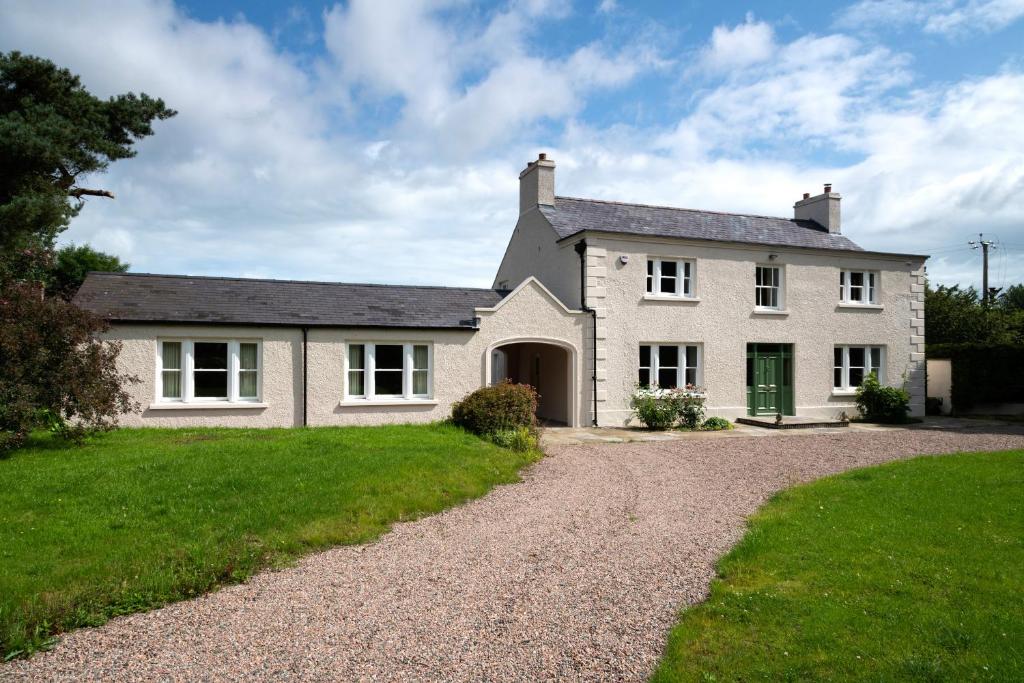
[0,281,139,453]
[679,393,706,430]
[451,381,538,436]
[855,373,911,423]
[701,416,733,431]
[631,387,707,430]
[631,388,683,430]
[490,426,537,452]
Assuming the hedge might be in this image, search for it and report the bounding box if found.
[927,343,1024,412]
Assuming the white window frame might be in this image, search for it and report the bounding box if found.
[755,265,783,310]
[155,339,262,404]
[833,345,884,392]
[638,343,702,389]
[646,258,695,298]
[839,270,878,305]
[344,342,433,401]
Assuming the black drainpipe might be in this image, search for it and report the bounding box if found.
[302,327,308,427]
[574,240,599,426]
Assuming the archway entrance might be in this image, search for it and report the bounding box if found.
[489,341,574,426]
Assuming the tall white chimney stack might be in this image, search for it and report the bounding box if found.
[519,153,555,215]
[794,183,841,234]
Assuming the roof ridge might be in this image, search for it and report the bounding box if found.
[554,195,803,224]
[87,271,499,293]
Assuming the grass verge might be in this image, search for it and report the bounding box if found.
[0,423,539,659]
[652,450,1024,681]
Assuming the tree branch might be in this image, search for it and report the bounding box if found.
[56,164,75,190]
[68,187,115,199]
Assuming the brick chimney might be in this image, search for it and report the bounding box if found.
[794,183,841,234]
[519,153,555,215]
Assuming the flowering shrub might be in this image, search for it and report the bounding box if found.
[630,385,706,430]
[679,392,706,430]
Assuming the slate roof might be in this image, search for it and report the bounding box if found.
[541,196,868,252]
[75,272,504,329]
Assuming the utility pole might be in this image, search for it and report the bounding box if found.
[968,234,997,305]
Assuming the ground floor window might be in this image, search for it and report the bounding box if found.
[345,342,432,400]
[639,344,700,389]
[834,345,883,390]
[157,339,261,403]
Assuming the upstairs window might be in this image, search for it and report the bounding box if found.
[834,345,883,390]
[345,343,432,400]
[638,344,701,389]
[755,265,782,309]
[157,339,261,403]
[840,270,878,304]
[646,259,694,297]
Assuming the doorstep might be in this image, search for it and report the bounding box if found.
[735,415,849,429]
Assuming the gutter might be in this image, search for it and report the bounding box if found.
[556,229,930,261]
[574,240,599,427]
[302,326,308,427]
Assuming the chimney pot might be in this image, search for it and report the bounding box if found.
[803,192,810,200]
[538,152,547,161]
[824,183,832,193]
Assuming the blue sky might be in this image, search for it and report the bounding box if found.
[2,0,1023,290]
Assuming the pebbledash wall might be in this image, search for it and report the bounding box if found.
[583,235,927,422]
[107,279,590,428]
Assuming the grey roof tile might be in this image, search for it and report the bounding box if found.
[75,273,504,329]
[541,196,867,252]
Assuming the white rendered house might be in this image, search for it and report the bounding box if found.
[78,155,927,427]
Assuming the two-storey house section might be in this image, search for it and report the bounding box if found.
[500,154,928,424]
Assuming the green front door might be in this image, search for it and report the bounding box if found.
[746,344,794,416]
[755,352,781,413]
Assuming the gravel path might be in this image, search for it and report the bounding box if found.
[5,424,1024,682]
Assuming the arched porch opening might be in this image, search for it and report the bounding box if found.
[487,338,576,427]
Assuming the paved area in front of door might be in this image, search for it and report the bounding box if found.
[6,423,1024,682]
[540,416,1010,446]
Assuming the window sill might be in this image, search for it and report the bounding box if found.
[837,303,883,310]
[148,402,268,410]
[831,390,859,397]
[751,308,789,316]
[339,399,439,407]
[642,294,700,303]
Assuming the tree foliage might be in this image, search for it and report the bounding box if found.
[0,52,170,451]
[0,51,174,271]
[925,282,1024,346]
[0,281,140,452]
[998,284,1024,312]
[48,243,129,300]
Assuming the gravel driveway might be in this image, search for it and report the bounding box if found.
[5,423,1024,682]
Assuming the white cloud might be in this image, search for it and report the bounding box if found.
[0,0,1021,292]
[836,0,1024,36]
[670,33,911,157]
[698,14,776,73]
[321,0,660,158]
[924,0,1024,34]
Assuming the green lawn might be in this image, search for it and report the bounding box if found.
[0,424,538,659]
[653,450,1024,682]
